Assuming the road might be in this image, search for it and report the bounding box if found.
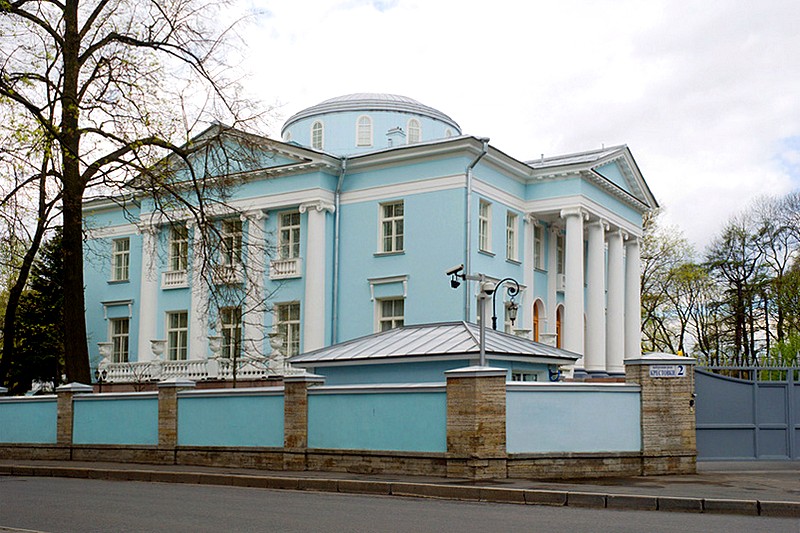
[1,477,797,532]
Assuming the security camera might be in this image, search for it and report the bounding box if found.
[445,264,464,277]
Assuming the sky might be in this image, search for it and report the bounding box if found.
[228,0,800,251]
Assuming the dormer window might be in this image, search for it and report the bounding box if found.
[356,115,373,146]
[311,121,324,150]
[407,118,421,144]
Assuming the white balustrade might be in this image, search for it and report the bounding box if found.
[269,257,302,280]
[100,357,304,384]
[161,270,189,289]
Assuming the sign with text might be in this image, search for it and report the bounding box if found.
[649,364,687,378]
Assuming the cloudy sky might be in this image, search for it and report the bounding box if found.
[230,0,800,251]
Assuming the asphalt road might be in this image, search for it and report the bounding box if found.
[2,477,798,533]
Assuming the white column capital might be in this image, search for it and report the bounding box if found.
[587,218,609,232]
[606,227,627,240]
[559,207,588,221]
[138,223,158,236]
[241,209,268,222]
[524,212,540,225]
[299,201,335,214]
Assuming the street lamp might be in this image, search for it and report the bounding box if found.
[491,278,520,331]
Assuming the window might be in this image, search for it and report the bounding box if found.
[169,224,188,272]
[506,212,518,261]
[378,298,404,332]
[407,118,421,144]
[311,121,324,150]
[478,200,492,252]
[511,371,539,382]
[111,238,130,281]
[110,318,129,363]
[220,306,242,359]
[276,302,301,356]
[532,300,544,342]
[556,306,563,349]
[380,201,404,253]
[167,311,188,361]
[221,219,242,266]
[278,211,301,259]
[533,223,544,270]
[356,115,372,146]
[556,233,565,275]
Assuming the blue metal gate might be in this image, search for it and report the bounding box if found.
[695,367,799,460]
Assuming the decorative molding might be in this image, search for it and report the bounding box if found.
[559,207,588,221]
[367,274,408,301]
[299,201,335,214]
[101,299,134,319]
[339,174,464,206]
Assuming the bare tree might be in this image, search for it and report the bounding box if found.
[1,0,263,382]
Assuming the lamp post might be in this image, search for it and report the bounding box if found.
[490,278,520,331]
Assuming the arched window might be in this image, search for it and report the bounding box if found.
[556,305,564,349]
[532,299,544,342]
[407,118,421,144]
[311,121,323,150]
[356,115,372,146]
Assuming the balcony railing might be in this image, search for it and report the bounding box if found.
[100,357,304,383]
[270,257,302,280]
[162,270,188,289]
[211,264,244,285]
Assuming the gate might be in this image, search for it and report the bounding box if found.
[695,367,799,460]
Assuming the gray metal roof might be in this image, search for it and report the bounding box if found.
[526,145,627,169]
[282,93,461,133]
[289,322,580,366]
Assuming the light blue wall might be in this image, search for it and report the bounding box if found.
[506,387,641,453]
[308,390,446,452]
[73,395,158,445]
[315,360,462,385]
[0,398,57,444]
[177,391,284,447]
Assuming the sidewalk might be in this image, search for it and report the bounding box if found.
[1,459,798,518]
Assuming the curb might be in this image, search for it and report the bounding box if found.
[1,464,798,518]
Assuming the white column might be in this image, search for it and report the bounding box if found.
[243,211,267,359]
[585,218,608,375]
[137,225,159,361]
[545,225,559,339]
[605,229,625,375]
[560,207,586,359]
[189,221,209,359]
[624,237,642,361]
[299,201,334,352]
[521,214,536,336]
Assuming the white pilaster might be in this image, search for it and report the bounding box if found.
[585,218,608,374]
[521,214,536,336]
[624,237,642,361]
[560,207,586,360]
[243,210,267,359]
[189,221,209,359]
[606,229,626,374]
[546,225,559,338]
[137,225,158,361]
[299,201,334,352]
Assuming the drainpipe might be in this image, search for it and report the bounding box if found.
[464,138,490,322]
[331,157,347,344]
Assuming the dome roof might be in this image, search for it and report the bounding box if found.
[281,93,460,134]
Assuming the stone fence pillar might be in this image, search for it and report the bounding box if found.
[157,378,195,450]
[625,353,696,475]
[283,373,325,471]
[445,366,507,479]
[56,383,93,446]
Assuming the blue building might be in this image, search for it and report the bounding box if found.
[83,93,657,384]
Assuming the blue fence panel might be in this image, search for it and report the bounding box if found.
[308,386,447,452]
[177,390,284,447]
[0,397,57,444]
[73,394,158,445]
[506,385,641,453]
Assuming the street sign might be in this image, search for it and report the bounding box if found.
[649,364,686,378]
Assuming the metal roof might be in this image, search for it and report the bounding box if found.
[282,93,461,133]
[289,322,580,366]
[526,145,627,169]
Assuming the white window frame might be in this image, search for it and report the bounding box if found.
[379,200,404,253]
[276,302,301,357]
[356,115,373,147]
[220,218,242,266]
[506,211,518,261]
[376,297,404,332]
[511,371,539,382]
[109,317,129,363]
[169,224,189,272]
[311,120,324,150]
[533,223,545,270]
[111,238,130,281]
[478,200,492,253]
[278,211,301,260]
[407,118,421,144]
[220,306,242,360]
[166,311,188,361]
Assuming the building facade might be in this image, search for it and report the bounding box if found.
[83,93,657,381]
